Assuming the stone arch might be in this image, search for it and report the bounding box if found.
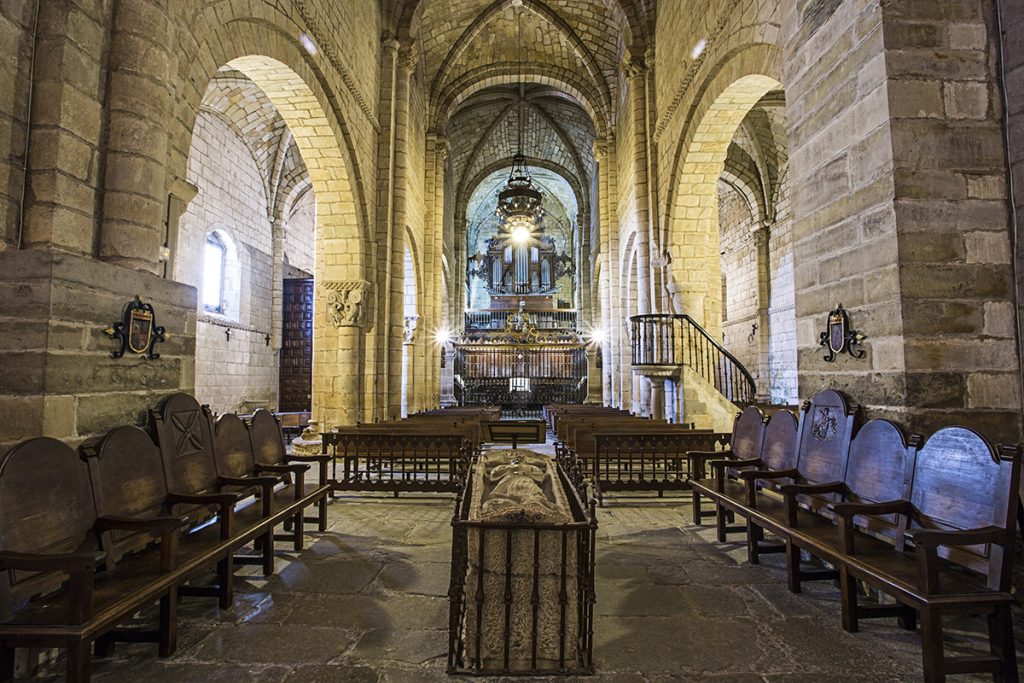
[426,0,613,121]
[664,66,784,334]
[174,18,370,261]
[396,0,646,54]
[436,66,607,135]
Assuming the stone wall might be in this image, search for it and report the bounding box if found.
[177,111,279,415]
[0,250,196,456]
[1002,0,1024,403]
[719,181,760,374]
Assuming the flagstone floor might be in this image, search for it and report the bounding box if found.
[22,449,1020,682]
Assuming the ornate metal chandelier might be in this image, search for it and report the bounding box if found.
[495,2,543,245]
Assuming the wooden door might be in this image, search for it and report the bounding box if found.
[279,278,313,412]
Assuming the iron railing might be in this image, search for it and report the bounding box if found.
[630,314,756,407]
[464,309,579,332]
[453,345,588,409]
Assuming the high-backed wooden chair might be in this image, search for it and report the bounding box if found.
[214,413,292,571]
[704,409,799,543]
[248,409,332,533]
[737,390,858,563]
[834,427,1020,681]
[0,438,104,682]
[83,425,237,616]
[687,406,765,525]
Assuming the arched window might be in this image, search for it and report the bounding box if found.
[203,232,226,313]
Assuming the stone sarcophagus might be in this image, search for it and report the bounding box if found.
[447,450,596,675]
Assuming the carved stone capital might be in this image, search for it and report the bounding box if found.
[403,315,420,345]
[751,226,771,247]
[651,251,672,269]
[323,280,372,328]
[623,56,647,80]
[398,39,419,70]
[435,136,451,163]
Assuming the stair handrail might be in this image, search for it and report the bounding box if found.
[629,313,757,406]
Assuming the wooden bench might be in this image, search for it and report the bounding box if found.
[589,430,730,505]
[687,405,766,527]
[0,394,326,683]
[322,431,470,496]
[690,393,1021,681]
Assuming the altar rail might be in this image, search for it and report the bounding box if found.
[465,309,579,331]
[630,314,756,406]
[448,451,596,676]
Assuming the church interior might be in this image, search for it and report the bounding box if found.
[2,0,1024,680]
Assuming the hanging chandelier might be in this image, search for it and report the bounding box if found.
[495,1,544,246]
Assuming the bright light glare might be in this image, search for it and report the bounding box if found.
[691,39,707,60]
[588,327,608,345]
[511,225,532,245]
[434,327,452,344]
[299,33,318,55]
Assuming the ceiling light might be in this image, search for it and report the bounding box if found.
[691,39,707,60]
[511,225,532,245]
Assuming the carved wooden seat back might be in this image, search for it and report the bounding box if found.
[789,389,858,495]
[213,413,259,480]
[840,419,917,543]
[757,409,799,472]
[82,426,171,562]
[249,409,288,468]
[731,406,767,460]
[0,438,99,609]
[150,393,219,497]
[908,427,1020,589]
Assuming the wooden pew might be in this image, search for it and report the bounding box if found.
[834,427,1020,681]
[323,431,470,496]
[0,437,224,682]
[248,409,332,534]
[687,405,766,526]
[589,430,731,505]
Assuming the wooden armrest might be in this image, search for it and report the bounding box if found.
[216,475,281,489]
[166,492,241,509]
[96,515,187,533]
[831,500,912,518]
[257,464,309,475]
[779,481,845,496]
[912,525,1009,595]
[689,449,733,460]
[779,481,844,527]
[908,526,1007,549]
[708,457,760,473]
[287,454,332,464]
[0,550,105,573]
[738,468,798,481]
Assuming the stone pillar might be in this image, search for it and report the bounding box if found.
[626,57,653,413]
[649,378,665,421]
[100,0,173,273]
[752,226,771,402]
[270,217,285,352]
[385,39,417,420]
[595,137,620,407]
[321,281,371,427]
[19,0,108,255]
[402,315,418,417]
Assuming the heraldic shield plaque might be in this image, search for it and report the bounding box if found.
[104,296,167,359]
[819,303,865,363]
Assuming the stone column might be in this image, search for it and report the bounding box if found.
[270,217,285,352]
[594,137,620,407]
[752,226,772,402]
[100,0,173,273]
[402,315,419,417]
[386,39,417,420]
[649,378,665,421]
[321,281,371,427]
[626,56,653,414]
